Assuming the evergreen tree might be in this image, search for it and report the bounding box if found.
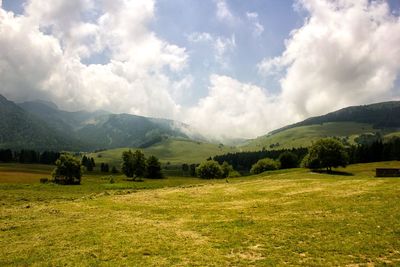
[146,156,163,179]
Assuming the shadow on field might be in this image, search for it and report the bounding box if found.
[312,170,354,176]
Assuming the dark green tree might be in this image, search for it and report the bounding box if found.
[132,150,147,178]
[196,160,223,179]
[250,158,280,174]
[52,154,82,185]
[81,155,88,167]
[121,150,147,179]
[111,166,118,174]
[302,138,349,172]
[100,163,109,172]
[189,164,197,177]
[182,163,189,174]
[121,150,134,178]
[278,151,298,169]
[146,155,163,179]
[221,161,234,178]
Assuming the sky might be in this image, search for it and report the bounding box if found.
[0,0,400,140]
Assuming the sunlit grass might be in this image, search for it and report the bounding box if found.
[0,161,399,265]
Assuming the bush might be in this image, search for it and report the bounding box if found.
[221,161,234,178]
[196,160,223,179]
[279,151,298,169]
[250,158,280,174]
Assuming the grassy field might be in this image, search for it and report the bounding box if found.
[1,162,400,265]
[87,138,238,167]
[243,122,389,151]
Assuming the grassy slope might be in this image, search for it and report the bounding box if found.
[88,138,238,166]
[1,162,400,265]
[242,122,381,151]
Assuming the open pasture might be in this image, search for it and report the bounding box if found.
[0,162,399,266]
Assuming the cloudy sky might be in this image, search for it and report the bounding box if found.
[1,0,400,140]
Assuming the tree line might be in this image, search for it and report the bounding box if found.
[0,149,60,164]
[121,150,162,179]
[212,137,400,173]
[213,148,308,173]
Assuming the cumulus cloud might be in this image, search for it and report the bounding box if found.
[1,0,400,142]
[185,75,295,139]
[187,0,400,140]
[0,0,188,119]
[258,0,400,117]
[246,12,264,37]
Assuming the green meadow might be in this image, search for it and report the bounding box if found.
[242,122,395,151]
[1,161,399,266]
[88,138,238,167]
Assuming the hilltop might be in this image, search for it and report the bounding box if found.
[243,101,400,150]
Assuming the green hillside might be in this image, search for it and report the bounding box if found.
[0,96,204,151]
[242,122,393,150]
[0,95,85,151]
[88,138,239,166]
[244,101,400,151]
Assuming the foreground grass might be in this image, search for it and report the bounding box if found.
[0,162,399,266]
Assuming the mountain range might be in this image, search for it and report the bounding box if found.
[1,94,400,152]
[0,95,200,151]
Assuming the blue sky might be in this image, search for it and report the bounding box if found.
[1,0,400,139]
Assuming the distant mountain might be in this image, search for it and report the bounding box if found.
[0,95,84,151]
[0,95,202,151]
[244,101,400,150]
[75,113,192,149]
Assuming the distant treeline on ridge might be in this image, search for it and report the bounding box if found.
[0,149,60,164]
[214,137,400,172]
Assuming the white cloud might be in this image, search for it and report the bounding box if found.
[187,32,213,43]
[187,32,236,68]
[246,12,264,37]
[1,0,400,142]
[214,35,236,67]
[185,75,295,140]
[215,0,234,23]
[187,0,400,140]
[259,0,400,118]
[0,0,188,119]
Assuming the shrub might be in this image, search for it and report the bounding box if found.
[250,158,280,174]
[221,161,234,178]
[196,160,223,179]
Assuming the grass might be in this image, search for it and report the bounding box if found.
[87,138,239,166]
[1,161,400,265]
[242,122,399,151]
